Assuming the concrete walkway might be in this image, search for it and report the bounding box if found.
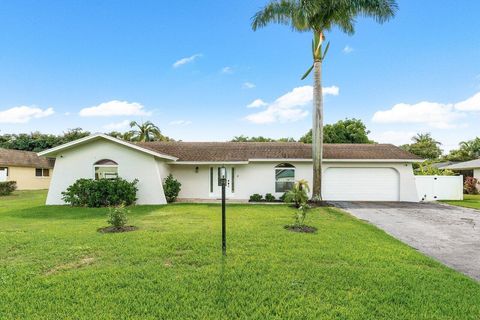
[333,201,480,281]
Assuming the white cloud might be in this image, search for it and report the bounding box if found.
[172,54,202,68]
[221,66,233,74]
[372,101,465,129]
[243,82,256,89]
[0,106,54,123]
[103,120,130,131]
[370,130,416,146]
[454,92,480,111]
[79,100,150,117]
[343,45,354,54]
[323,85,340,96]
[247,99,268,108]
[245,85,339,124]
[169,120,192,126]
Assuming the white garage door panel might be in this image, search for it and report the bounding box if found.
[324,167,399,201]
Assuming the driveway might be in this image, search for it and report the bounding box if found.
[333,201,480,281]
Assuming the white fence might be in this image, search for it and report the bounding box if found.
[415,175,463,201]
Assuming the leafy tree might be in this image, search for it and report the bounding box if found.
[129,121,171,142]
[0,129,90,152]
[299,118,373,144]
[231,135,295,142]
[252,0,397,200]
[401,133,442,160]
[445,137,480,161]
[106,130,137,141]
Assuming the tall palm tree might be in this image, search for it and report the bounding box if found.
[129,121,163,142]
[412,133,440,145]
[252,0,397,200]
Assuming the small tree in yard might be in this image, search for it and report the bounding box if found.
[108,204,129,228]
[284,179,310,208]
[284,180,315,233]
[163,174,181,203]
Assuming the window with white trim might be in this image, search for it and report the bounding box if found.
[94,159,118,180]
[275,163,295,192]
[35,168,49,177]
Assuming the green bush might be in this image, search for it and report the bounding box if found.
[265,193,276,202]
[163,174,181,203]
[415,163,455,176]
[284,180,309,208]
[62,178,138,207]
[279,193,287,202]
[107,204,129,227]
[249,193,263,202]
[0,181,17,196]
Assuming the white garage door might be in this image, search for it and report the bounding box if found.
[323,167,400,201]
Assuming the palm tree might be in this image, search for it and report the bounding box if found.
[129,121,163,142]
[412,133,440,145]
[252,0,397,200]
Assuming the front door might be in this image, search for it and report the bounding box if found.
[210,166,236,199]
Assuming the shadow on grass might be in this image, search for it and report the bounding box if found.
[6,204,168,220]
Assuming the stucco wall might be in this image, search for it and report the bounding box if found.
[7,166,51,190]
[170,161,419,202]
[46,139,169,205]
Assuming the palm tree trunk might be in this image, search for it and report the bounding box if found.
[312,59,323,201]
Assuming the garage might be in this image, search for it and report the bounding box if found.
[323,167,400,201]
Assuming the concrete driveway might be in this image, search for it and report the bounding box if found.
[333,201,480,281]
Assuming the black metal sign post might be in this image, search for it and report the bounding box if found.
[219,166,227,256]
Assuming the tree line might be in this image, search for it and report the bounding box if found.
[1,117,479,162]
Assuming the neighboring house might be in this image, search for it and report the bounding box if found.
[0,148,55,190]
[443,159,480,189]
[39,134,422,205]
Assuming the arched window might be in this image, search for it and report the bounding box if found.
[275,163,295,192]
[94,159,118,180]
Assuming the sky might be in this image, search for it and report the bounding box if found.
[0,0,479,152]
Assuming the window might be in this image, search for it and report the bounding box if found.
[210,167,213,193]
[94,159,118,180]
[231,168,235,193]
[0,167,8,176]
[35,168,49,177]
[275,163,295,193]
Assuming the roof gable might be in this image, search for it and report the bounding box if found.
[38,134,178,161]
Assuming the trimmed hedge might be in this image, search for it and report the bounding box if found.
[0,181,17,196]
[163,174,181,203]
[62,178,138,207]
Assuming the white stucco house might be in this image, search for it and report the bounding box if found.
[38,134,422,205]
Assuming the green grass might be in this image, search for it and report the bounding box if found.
[442,194,480,210]
[1,191,479,319]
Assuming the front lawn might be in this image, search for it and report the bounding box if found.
[442,194,480,210]
[1,191,479,319]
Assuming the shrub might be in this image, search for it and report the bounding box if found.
[464,177,479,195]
[284,180,309,208]
[265,193,276,202]
[0,181,17,196]
[415,163,455,176]
[249,193,263,202]
[107,204,129,227]
[279,193,287,202]
[163,174,181,203]
[62,178,138,207]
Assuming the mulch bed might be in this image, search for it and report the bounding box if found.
[284,225,317,233]
[97,226,138,233]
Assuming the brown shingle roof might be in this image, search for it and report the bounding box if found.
[0,148,55,168]
[136,142,421,162]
